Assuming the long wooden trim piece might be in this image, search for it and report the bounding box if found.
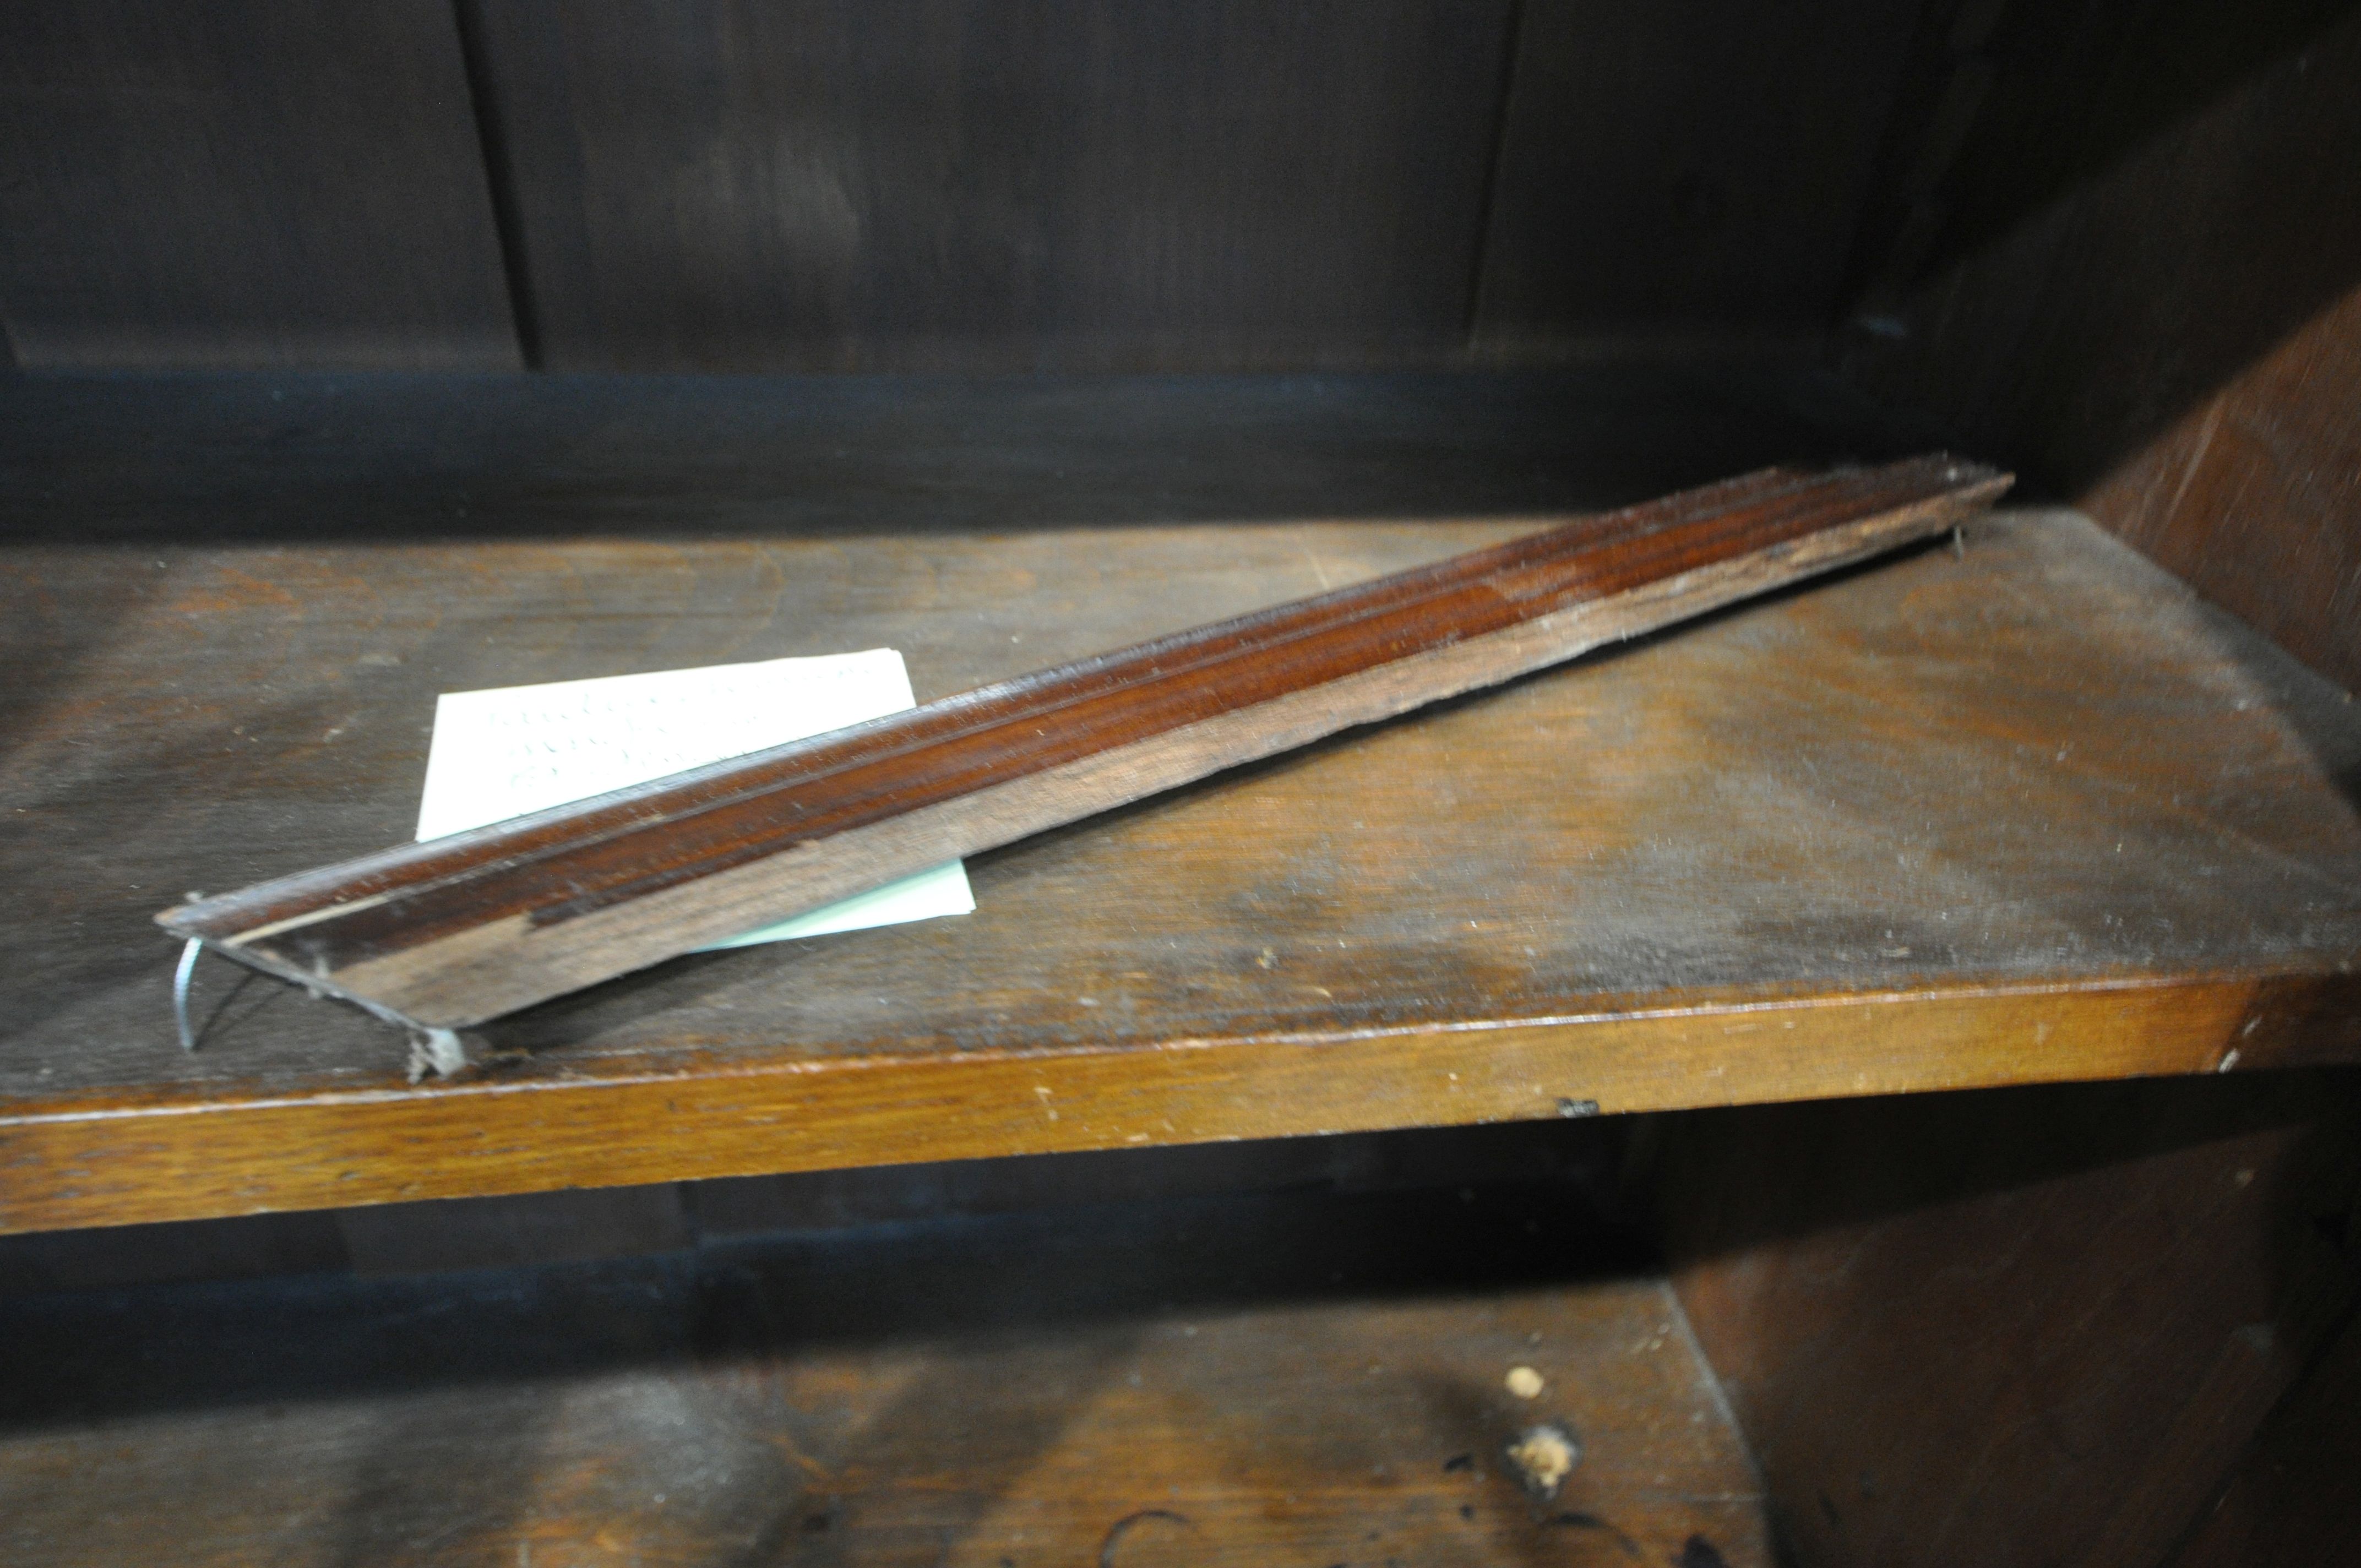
[158,456,2010,1031]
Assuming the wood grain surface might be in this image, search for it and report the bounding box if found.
[1473,0,1919,349]
[0,0,519,369]
[160,457,2005,1031]
[1661,1069,2361,1568]
[1838,0,2361,693]
[3,372,2358,1232]
[465,0,1515,372]
[2086,282,2361,700]
[0,1178,1769,1567]
[0,1,1976,374]
[2165,1269,2361,1568]
[0,363,1917,544]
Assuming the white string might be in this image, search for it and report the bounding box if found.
[173,938,204,1052]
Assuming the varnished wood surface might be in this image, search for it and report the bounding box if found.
[0,0,1966,372]
[1839,0,2361,693]
[0,1178,1769,1567]
[1661,1070,2361,1568]
[1473,0,1917,346]
[0,363,1914,544]
[164,458,2002,1030]
[0,1,519,369]
[2167,1267,2361,1568]
[3,372,2358,1231]
[2087,281,2361,700]
[467,0,1514,372]
[0,1116,1633,1292]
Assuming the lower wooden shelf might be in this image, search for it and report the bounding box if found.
[0,1175,1765,1568]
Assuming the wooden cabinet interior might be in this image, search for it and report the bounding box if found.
[3,1,2358,1564]
[2,1081,2353,1567]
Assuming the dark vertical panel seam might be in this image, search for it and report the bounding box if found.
[1830,0,1994,331]
[451,0,542,368]
[1462,0,1528,347]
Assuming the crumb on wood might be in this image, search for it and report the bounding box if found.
[1505,1365,1544,1399]
[1505,1422,1581,1499]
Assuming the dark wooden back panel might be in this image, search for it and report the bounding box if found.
[464,0,1517,372]
[0,0,1970,373]
[1472,0,1921,350]
[0,0,520,369]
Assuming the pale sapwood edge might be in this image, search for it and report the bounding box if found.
[158,464,2009,1064]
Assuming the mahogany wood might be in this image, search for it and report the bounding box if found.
[2168,1278,2361,1568]
[0,1,519,369]
[466,0,1517,373]
[157,456,2009,1032]
[0,1178,1769,1567]
[1840,1,2361,694]
[7,372,2359,1237]
[1660,1070,2361,1568]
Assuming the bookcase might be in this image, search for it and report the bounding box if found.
[3,4,2356,1564]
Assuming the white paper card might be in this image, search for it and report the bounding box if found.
[414,650,974,948]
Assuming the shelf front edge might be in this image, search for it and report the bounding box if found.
[4,968,2357,1234]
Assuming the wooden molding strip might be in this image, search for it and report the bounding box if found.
[157,456,2010,1033]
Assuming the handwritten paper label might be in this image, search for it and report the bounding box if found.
[414,650,974,948]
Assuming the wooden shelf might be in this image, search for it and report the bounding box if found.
[4,369,2359,1233]
[0,1175,1770,1568]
